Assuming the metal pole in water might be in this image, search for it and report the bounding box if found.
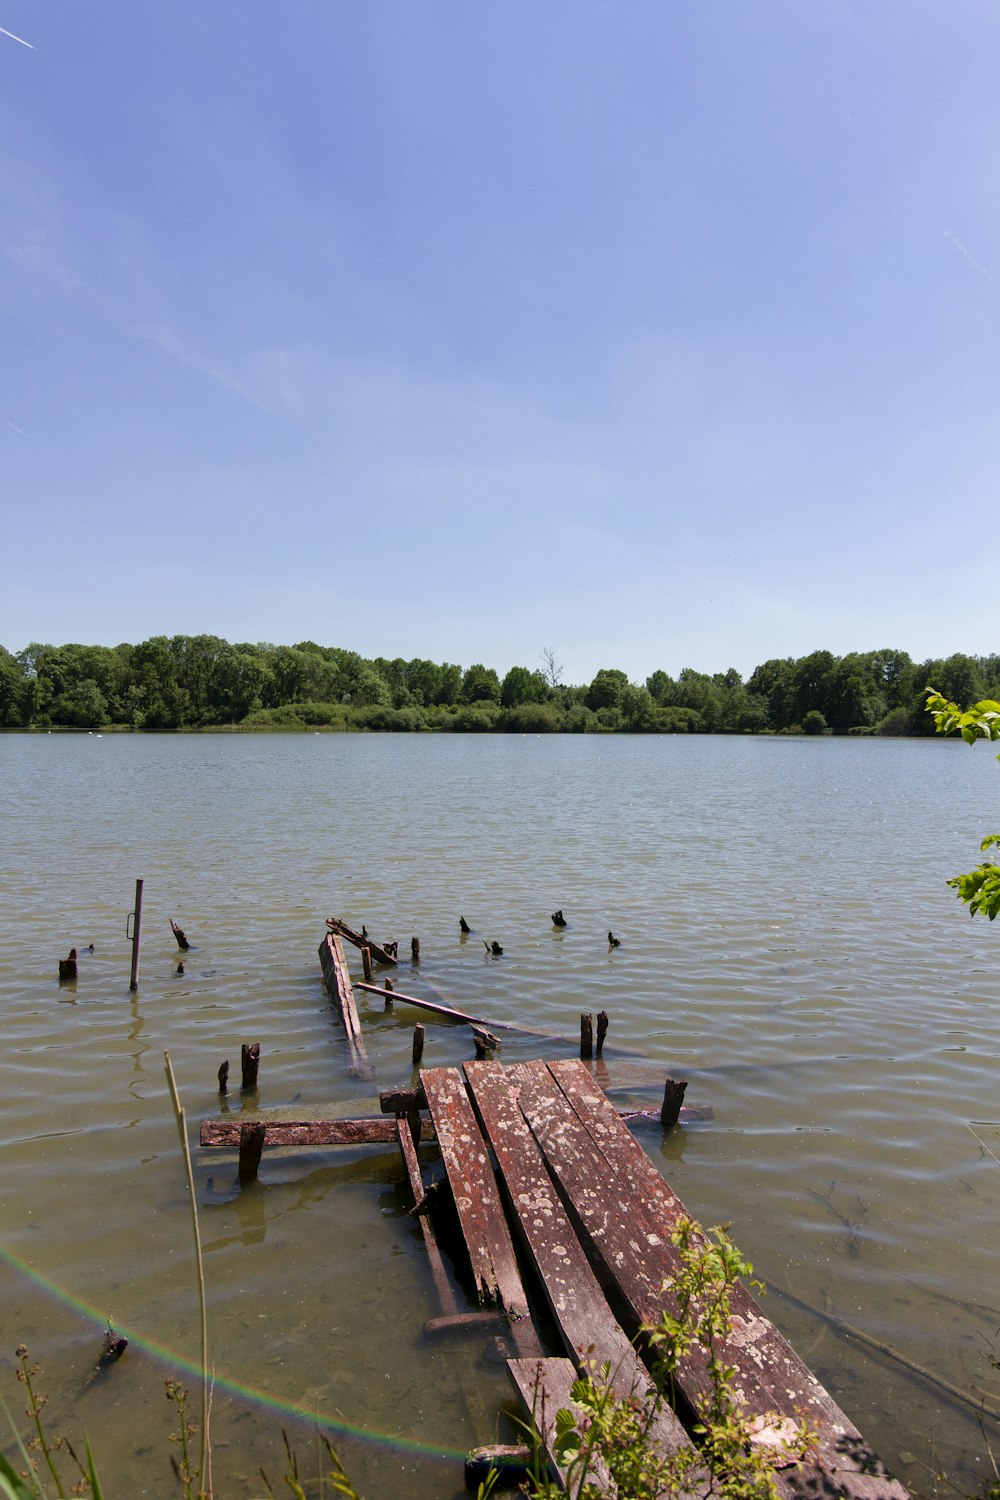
[128,878,144,991]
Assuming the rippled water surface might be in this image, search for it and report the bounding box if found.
[2,731,998,1498]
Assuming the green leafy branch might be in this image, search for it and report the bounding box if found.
[926,689,1000,919]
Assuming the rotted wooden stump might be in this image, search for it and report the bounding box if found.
[596,1010,609,1054]
[58,948,78,982]
[241,1042,261,1091]
[238,1122,267,1181]
[580,1012,593,1059]
[170,919,190,952]
[660,1077,688,1128]
[218,1059,230,1095]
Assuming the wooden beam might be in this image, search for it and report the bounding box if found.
[325,917,397,967]
[200,1117,435,1148]
[356,981,517,1030]
[421,1066,541,1358]
[461,1060,700,1477]
[542,1060,909,1500]
[318,933,374,1080]
[506,1358,614,1495]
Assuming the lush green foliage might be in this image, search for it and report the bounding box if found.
[2,636,999,737]
[926,688,1000,919]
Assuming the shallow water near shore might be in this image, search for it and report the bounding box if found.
[1,730,999,1498]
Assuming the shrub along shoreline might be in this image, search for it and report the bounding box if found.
[2,638,996,736]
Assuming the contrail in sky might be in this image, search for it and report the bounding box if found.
[7,422,36,441]
[0,23,34,47]
[943,229,997,291]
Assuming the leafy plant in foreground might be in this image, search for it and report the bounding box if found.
[926,689,1000,919]
[1,1345,104,1499]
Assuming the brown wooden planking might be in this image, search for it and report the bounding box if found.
[462,1060,702,1481]
[318,933,374,1079]
[356,980,516,1030]
[200,1117,433,1147]
[514,1061,819,1499]
[396,1117,461,1320]
[420,1067,541,1356]
[325,917,397,967]
[544,1060,909,1499]
[506,1357,615,1495]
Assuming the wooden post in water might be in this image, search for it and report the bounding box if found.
[218,1060,229,1095]
[580,1013,594,1059]
[412,1023,425,1065]
[128,878,144,992]
[238,1122,266,1181]
[596,1011,609,1055]
[383,978,394,1009]
[660,1077,688,1128]
[241,1042,261,1091]
[411,936,420,963]
[361,945,373,982]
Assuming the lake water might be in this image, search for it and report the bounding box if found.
[1,731,998,1499]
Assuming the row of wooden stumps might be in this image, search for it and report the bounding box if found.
[326,916,690,1118]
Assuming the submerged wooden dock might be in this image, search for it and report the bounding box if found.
[199,926,910,1496]
[405,1058,908,1499]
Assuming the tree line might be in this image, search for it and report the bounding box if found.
[1,637,997,735]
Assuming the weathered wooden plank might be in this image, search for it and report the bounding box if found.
[356,981,516,1030]
[543,1060,909,1500]
[420,1067,541,1357]
[395,1116,464,1327]
[325,917,397,967]
[318,933,374,1080]
[506,1357,615,1495]
[200,1117,434,1148]
[462,1061,700,1479]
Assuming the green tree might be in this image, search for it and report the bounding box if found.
[585,668,628,711]
[500,665,548,709]
[460,663,501,704]
[926,689,1000,919]
[645,669,676,705]
[0,647,30,725]
[747,657,795,730]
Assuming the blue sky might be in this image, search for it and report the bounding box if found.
[2,2,998,684]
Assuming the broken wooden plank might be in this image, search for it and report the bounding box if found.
[420,1066,542,1358]
[200,1117,435,1148]
[461,1060,701,1480]
[541,1060,909,1499]
[506,1357,615,1495]
[318,932,374,1080]
[356,981,519,1030]
[325,917,397,967]
[395,1115,489,1337]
